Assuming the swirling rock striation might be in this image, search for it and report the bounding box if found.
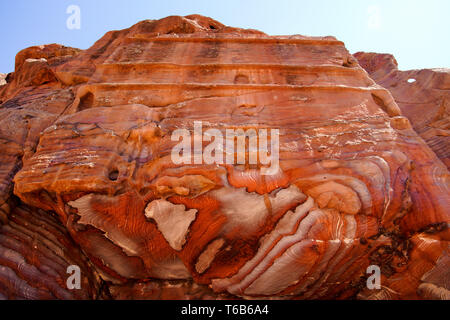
[0,15,448,300]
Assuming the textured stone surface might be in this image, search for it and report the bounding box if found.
[109,279,232,300]
[0,15,449,300]
[0,200,101,299]
[355,52,450,168]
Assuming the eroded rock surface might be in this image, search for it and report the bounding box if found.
[0,74,6,86]
[355,52,450,168]
[0,199,101,299]
[0,15,448,300]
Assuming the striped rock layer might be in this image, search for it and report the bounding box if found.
[355,52,450,169]
[0,15,449,299]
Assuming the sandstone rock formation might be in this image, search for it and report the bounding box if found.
[0,200,101,299]
[0,74,6,86]
[0,15,448,300]
[355,52,450,169]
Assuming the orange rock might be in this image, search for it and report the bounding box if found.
[0,44,80,103]
[1,15,449,300]
[355,52,450,168]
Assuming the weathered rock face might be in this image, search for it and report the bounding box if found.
[0,74,6,86]
[0,15,448,300]
[354,52,450,169]
[0,200,101,299]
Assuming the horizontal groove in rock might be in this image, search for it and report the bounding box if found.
[125,36,345,45]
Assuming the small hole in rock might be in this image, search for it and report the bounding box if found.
[108,169,119,181]
[209,25,216,30]
[407,78,416,83]
[78,92,94,111]
[234,74,249,84]
[5,73,13,83]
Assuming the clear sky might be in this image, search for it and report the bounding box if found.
[0,0,449,73]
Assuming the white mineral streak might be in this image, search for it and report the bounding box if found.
[293,214,356,297]
[212,194,360,297]
[195,238,225,274]
[240,208,328,296]
[68,194,141,256]
[417,283,450,300]
[212,184,306,233]
[145,199,197,251]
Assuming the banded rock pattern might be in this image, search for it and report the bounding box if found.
[355,52,450,169]
[0,15,449,299]
[0,200,101,299]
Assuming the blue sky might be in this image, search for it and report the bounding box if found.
[0,0,449,73]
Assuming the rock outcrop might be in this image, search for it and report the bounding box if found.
[0,15,448,300]
[355,52,450,168]
[0,74,6,86]
[0,200,102,299]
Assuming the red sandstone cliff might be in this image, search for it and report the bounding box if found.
[0,15,448,300]
[355,52,450,169]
